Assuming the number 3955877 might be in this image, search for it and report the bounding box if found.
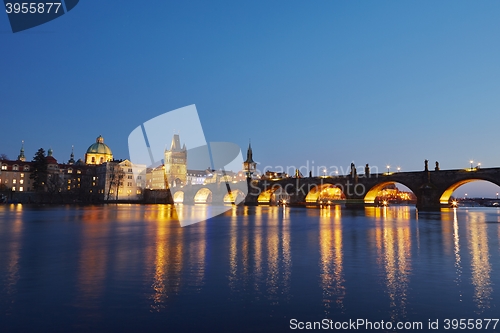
[5,2,62,14]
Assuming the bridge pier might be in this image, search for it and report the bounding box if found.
[415,185,442,211]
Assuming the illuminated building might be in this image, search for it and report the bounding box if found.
[85,135,113,165]
[164,134,187,188]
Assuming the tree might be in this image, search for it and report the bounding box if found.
[30,148,47,192]
[106,163,125,201]
[0,153,8,160]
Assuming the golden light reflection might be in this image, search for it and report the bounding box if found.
[467,212,492,312]
[441,210,454,257]
[150,210,185,312]
[282,207,292,296]
[76,208,110,312]
[229,210,249,290]
[266,220,279,296]
[453,209,463,300]
[227,206,291,301]
[370,206,412,320]
[319,205,345,314]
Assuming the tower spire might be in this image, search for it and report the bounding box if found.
[18,140,26,161]
[68,145,75,164]
[243,139,256,178]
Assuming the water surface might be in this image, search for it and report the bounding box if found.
[1,204,500,332]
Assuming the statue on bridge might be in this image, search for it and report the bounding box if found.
[424,159,429,172]
[435,161,440,171]
[350,163,357,178]
[365,163,370,177]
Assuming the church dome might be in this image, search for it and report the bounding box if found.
[86,135,113,155]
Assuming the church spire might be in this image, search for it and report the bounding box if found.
[68,145,75,165]
[244,140,254,164]
[18,140,26,161]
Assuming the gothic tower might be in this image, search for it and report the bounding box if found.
[243,141,256,178]
[164,134,187,188]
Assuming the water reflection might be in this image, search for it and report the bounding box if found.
[76,207,110,313]
[319,205,345,314]
[148,206,185,312]
[466,212,492,312]
[227,206,292,303]
[3,204,500,332]
[369,206,412,320]
[0,205,23,315]
[453,209,463,300]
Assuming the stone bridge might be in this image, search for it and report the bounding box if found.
[244,167,500,211]
[167,181,249,205]
[160,167,500,211]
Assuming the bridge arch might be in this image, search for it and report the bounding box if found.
[305,183,344,204]
[224,189,246,204]
[194,188,212,203]
[439,179,500,204]
[173,191,184,203]
[364,181,416,204]
[257,184,292,204]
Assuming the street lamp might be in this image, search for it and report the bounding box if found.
[397,167,401,173]
[465,193,468,200]
[323,168,327,177]
[386,165,390,174]
[478,162,481,169]
[335,170,339,177]
[496,192,498,200]
[470,160,474,171]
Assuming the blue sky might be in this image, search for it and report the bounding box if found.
[1,1,500,196]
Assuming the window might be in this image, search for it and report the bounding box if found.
[12,187,16,191]
[128,175,133,179]
[23,166,29,171]
[20,179,24,185]
[67,186,70,190]
[137,176,142,180]
[136,190,141,194]
[13,165,19,171]
[127,182,132,187]
[91,157,95,163]
[1,165,6,170]
[77,170,81,174]
[67,179,71,184]
[19,187,23,192]
[20,173,24,178]
[12,179,16,184]
[68,169,73,174]
[128,168,132,172]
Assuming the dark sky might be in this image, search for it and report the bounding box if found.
[2,1,500,196]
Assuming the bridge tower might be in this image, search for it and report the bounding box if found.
[243,142,256,179]
[164,134,187,188]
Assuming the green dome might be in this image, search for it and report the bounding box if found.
[86,135,113,155]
